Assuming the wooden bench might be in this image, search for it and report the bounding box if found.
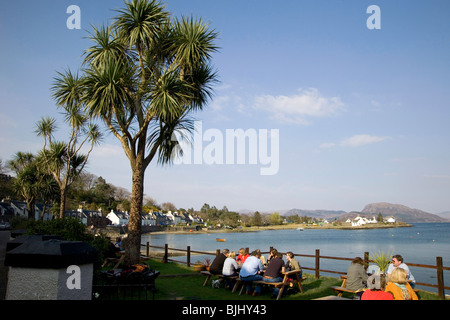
[201,270,239,287]
[330,275,358,297]
[201,270,214,286]
[238,270,305,300]
[102,252,150,269]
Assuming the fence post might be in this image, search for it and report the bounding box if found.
[315,249,320,279]
[364,252,369,271]
[146,242,149,257]
[163,243,168,263]
[436,256,445,299]
[187,246,191,267]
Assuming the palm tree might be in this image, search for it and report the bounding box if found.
[8,152,58,219]
[8,152,38,219]
[54,0,218,264]
[36,85,102,218]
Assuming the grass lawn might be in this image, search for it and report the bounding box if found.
[140,259,445,301]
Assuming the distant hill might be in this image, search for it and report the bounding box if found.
[241,203,449,223]
[281,208,346,219]
[437,211,450,220]
[331,211,375,222]
[361,202,449,223]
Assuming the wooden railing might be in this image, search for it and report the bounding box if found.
[141,242,449,299]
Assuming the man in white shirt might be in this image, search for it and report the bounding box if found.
[387,254,416,288]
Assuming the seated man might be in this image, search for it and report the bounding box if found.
[260,252,285,298]
[239,250,265,296]
[209,249,230,275]
[386,254,416,288]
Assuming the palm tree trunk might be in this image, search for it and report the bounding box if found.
[125,154,145,265]
[26,198,35,220]
[59,187,66,219]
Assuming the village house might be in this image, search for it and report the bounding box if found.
[385,216,396,223]
[64,208,109,227]
[106,209,129,226]
[1,199,53,221]
[0,198,202,228]
[165,211,183,225]
[188,213,204,224]
[347,215,378,227]
[151,211,170,226]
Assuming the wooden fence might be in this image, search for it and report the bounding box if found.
[141,242,450,300]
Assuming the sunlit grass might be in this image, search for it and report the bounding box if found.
[143,259,447,300]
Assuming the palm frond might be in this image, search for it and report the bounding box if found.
[149,68,191,121]
[51,69,83,109]
[83,23,131,67]
[82,56,136,120]
[171,16,219,72]
[113,0,169,52]
[147,109,195,165]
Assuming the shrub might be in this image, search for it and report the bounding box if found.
[24,217,111,270]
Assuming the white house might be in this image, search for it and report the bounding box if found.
[367,216,377,224]
[385,216,396,223]
[8,200,53,221]
[351,216,367,226]
[189,214,203,224]
[106,209,129,226]
[165,211,187,225]
[349,215,378,226]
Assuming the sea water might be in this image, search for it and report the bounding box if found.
[142,223,450,293]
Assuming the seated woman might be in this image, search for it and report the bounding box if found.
[385,268,418,300]
[222,251,239,289]
[236,248,249,266]
[361,274,393,300]
[346,257,369,292]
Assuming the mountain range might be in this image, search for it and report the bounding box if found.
[277,202,449,223]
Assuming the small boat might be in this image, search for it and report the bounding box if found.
[216,238,226,242]
[297,228,304,231]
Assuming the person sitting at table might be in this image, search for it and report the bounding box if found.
[256,249,267,266]
[346,257,369,293]
[267,248,278,265]
[209,248,230,275]
[285,251,302,292]
[239,250,265,296]
[385,267,418,300]
[285,251,302,275]
[361,274,393,300]
[386,254,416,288]
[236,248,249,266]
[222,251,239,289]
[259,252,285,299]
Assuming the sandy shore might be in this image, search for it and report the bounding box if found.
[103,222,412,239]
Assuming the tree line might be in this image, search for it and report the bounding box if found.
[2,160,320,228]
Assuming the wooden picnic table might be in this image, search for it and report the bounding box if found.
[235,269,305,300]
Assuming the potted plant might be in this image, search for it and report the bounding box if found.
[193,261,206,272]
[369,250,393,275]
[204,258,211,271]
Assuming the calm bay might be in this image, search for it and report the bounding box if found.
[142,223,450,293]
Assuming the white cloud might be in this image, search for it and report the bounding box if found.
[340,134,389,147]
[321,134,389,149]
[254,88,345,124]
[90,144,125,158]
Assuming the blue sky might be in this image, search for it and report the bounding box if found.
[1,0,450,214]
